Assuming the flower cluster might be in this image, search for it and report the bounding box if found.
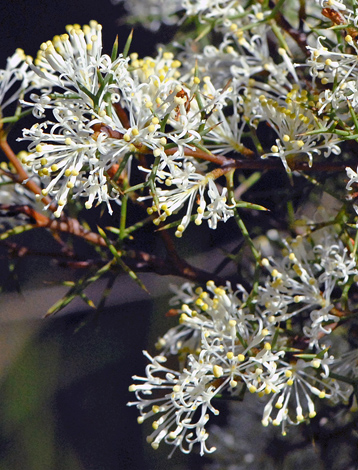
[258,231,358,346]
[2,1,358,463]
[17,22,239,227]
[0,11,344,230]
[129,234,354,455]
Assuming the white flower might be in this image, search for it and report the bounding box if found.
[258,230,357,346]
[258,88,341,172]
[29,21,106,99]
[128,351,218,456]
[346,166,358,192]
[261,358,348,434]
[0,49,33,117]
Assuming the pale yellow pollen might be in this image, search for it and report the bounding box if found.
[311,359,321,368]
[213,365,223,378]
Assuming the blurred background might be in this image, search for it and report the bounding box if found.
[2,2,358,469]
[0,2,190,468]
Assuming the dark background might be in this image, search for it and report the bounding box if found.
[0,2,192,470]
[0,3,296,469]
[1,0,173,60]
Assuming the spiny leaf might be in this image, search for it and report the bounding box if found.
[97,226,149,294]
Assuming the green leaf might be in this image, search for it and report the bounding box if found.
[97,226,149,294]
[123,29,134,59]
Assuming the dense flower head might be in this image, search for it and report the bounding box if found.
[129,267,354,454]
[1,1,358,462]
[256,86,341,172]
[258,230,357,346]
[19,23,243,224]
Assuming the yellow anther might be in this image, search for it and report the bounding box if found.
[213,365,223,378]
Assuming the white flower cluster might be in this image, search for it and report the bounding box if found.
[258,231,358,346]
[308,35,358,116]
[0,15,346,232]
[16,22,236,224]
[129,230,356,455]
[111,0,183,31]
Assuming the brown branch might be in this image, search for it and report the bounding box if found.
[122,248,226,286]
[167,144,358,172]
[165,146,235,166]
[0,204,107,247]
[269,0,309,56]
[0,135,53,207]
[228,158,358,172]
[0,204,225,285]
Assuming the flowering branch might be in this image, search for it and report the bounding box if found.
[1,1,358,463]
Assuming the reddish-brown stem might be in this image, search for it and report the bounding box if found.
[165,147,236,166]
[0,204,107,246]
[269,1,309,55]
[0,135,53,207]
[167,145,357,173]
[113,102,131,129]
[0,204,225,285]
